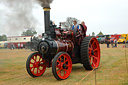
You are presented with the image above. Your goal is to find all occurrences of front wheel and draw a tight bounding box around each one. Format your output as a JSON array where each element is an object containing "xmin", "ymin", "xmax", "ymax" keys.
[
  {"xmin": 26, "ymin": 52, "xmax": 46, "ymax": 77},
  {"xmin": 52, "ymin": 52, "xmax": 72, "ymax": 80}
]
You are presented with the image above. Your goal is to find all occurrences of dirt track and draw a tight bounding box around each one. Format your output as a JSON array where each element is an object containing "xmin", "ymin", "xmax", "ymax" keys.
[{"xmin": 0, "ymin": 44, "xmax": 128, "ymax": 85}]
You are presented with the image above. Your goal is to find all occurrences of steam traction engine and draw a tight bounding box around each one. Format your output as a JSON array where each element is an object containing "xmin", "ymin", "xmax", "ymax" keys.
[{"xmin": 26, "ymin": 7, "xmax": 100, "ymax": 80}]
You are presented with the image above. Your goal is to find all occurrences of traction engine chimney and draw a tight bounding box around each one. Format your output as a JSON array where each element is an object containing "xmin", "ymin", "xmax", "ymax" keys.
[{"xmin": 43, "ymin": 7, "xmax": 51, "ymax": 35}]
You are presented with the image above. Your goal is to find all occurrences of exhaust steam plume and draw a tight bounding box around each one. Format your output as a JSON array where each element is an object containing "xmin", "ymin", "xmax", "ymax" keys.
[
  {"xmin": 37, "ymin": 0, "xmax": 53, "ymax": 7},
  {"xmin": 0, "ymin": 0, "xmax": 54, "ymax": 36},
  {"xmin": 0, "ymin": 0, "xmax": 42, "ymax": 36}
]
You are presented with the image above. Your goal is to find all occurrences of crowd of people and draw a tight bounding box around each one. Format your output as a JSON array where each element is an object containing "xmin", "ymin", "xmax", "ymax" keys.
[
  {"xmin": 106, "ymin": 38, "xmax": 117, "ymax": 48},
  {"xmin": 10, "ymin": 43, "xmax": 24, "ymax": 50}
]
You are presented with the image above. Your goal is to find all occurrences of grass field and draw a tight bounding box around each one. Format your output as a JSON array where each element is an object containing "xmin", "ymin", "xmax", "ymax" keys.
[{"xmin": 0, "ymin": 44, "xmax": 128, "ymax": 85}]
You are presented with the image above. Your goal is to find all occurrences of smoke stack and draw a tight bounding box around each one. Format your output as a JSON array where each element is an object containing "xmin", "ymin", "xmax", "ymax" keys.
[{"xmin": 43, "ymin": 7, "xmax": 51, "ymax": 34}]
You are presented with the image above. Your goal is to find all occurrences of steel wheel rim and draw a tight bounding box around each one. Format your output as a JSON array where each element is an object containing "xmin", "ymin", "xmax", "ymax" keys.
[
  {"xmin": 56, "ymin": 53, "xmax": 72, "ymax": 79},
  {"xmin": 88, "ymin": 37, "xmax": 100, "ymax": 68},
  {"xmin": 29, "ymin": 53, "xmax": 46, "ymax": 76}
]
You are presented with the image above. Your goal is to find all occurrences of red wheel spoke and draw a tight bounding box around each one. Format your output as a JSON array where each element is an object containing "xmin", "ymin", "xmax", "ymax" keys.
[
  {"xmin": 57, "ymin": 60, "xmax": 61, "ymax": 64},
  {"xmin": 39, "ymin": 57, "xmax": 41, "ymax": 62},
  {"xmin": 89, "ymin": 56, "xmax": 92, "ymax": 62},
  {"xmin": 64, "ymin": 56, "xmax": 66, "ymax": 61},
  {"xmin": 89, "ymin": 51, "xmax": 91, "ymax": 56},
  {"xmin": 64, "ymin": 70, "xmax": 66, "ymax": 75},
  {"xmin": 89, "ymin": 47, "xmax": 93, "ymax": 55},
  {"xmin": 30, "ymin": 67, "xmax": 34, "ymax": 70},
  {"xmin": 92, "ymin": 55, "xmax": 98, "ymax": 60},
  {"xmin": 34, "ymin": 56, "xmax": 37, "ymax": 62},
  {"xmin": 57, "ymin": 69, "xmax": 62, "ymax": 76},
  {"xmin": 89, "ymin": 43, "xmax": 92, "ymax": 48},
  {"xmin": 89, "ymin": 55, "xmax": 92, "ymax": 58},
  {"xmin": 62, "ymin": 56, "xmax": 65, "ymax": 62},
  {"xmin": 64, "ymin": 56, "xmax": 68, "ymax": 63},
  {"xmin": 92, "ymin": 62, "xmax": 96, "ymax": 67},
  {"xmin": 38, "ymin": 69, "xmax": 40, "ymax": 73},
  {"xmin": 30, "ymin": 62, "xmax": 34, "ymax": 64},
  {"xmin": 63, "ymin": 69, "xmax": 67, "ymax": 75},
  {"xmin": 37, "ymin": 68, "xmax": 38, "ymax": 74},
  {"xmin": 56, "ymin": 64, "xmax": 61, "ymax": 68},
  {"xmin": 92, "ymin": 41, "xmax": 96, "ymax": 46},
  {"xmin": 65, "ymin": 59, "xmax": 68, "ymax": 63},
  {"xmin": 37, "ymin": 68, "xmax": 40, "ymax": 74},
  {"xmin": 33, "ymin": 68, "xmax": 35, "ymax": 72},
  {"xmin": 66, "ymin": 64, "xmax": 70, "ymax": 67},
  {"xmin": 89, "ymin": 47, "xmax": 92, "ymax": 51},
  {"xmin": 93, "ymin": 48, "xmax": 98, "ymax": 52},
  {"xmin": 90, "ymin": 45, "xmax": 93, "ymax": 50}
]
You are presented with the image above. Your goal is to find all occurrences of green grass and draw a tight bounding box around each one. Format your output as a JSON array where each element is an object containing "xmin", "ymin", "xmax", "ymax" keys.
[{"xmin": 0, "ymin": 45, "xmax": 128, "ymax": 85}]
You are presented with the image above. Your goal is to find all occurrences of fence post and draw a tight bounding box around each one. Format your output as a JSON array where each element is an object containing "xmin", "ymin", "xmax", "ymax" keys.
[
  {"xmin": 95, "ymin": 68, "xmax": 97, "ymax": 85},
  {"xmin": 125, "ymin": 50, "xmax": 128, "ymax": 73}
]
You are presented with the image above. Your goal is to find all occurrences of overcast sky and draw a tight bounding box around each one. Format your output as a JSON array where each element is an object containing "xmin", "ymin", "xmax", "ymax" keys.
[{"xmin": 0, "ymin": 0, "xmax": 128, "ymax": 36}]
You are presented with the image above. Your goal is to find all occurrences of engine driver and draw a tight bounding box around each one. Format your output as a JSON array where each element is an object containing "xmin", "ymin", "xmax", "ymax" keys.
[{"xmin": 72, "ymin": 20, "xmax": 80, "ymax": 30}]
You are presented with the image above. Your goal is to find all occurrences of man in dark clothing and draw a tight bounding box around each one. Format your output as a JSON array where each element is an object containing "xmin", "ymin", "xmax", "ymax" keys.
[
  {"xmin": 114, "ymin": 39, "xmax": 117, "ymax": 47},
  {"xmin": 81, "ymin": 21, "xmax": 87, "ymax": 32},
  {"xmin": 106, "ymin": 37, "xmax": 110, "ymax": 48},
  {"xmin": 111, "ymin": 40, "xmax": 114, "ymax": 48},
  {"xmin": 81, "ymin": 21, "xmax": 87, "ymax": 36}
]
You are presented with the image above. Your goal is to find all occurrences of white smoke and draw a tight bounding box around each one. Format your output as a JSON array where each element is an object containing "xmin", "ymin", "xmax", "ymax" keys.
[
  {"xmin": 37, "ymin": 0, "xmax": 53, "ymax": 7},
  {"xmin": 0, "ymin": 0, "xmax": 44, "ymax": 36},
  {"xmin": 0, "ymin": 0, "xmax": 54, "ymax": 36}
]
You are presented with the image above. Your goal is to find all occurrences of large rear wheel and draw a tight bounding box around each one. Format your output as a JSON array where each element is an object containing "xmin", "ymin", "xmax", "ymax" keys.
[
  {"xmin": 26, "ymin": 52, "xmax": 46, "ymax": 77},
  {"xmin": 81, "ymin": 36, "xmax": 100, "ymax": 70},
  {"xmin": 52, "ymin": 52, "xmax": 72, "ymax": 80}
]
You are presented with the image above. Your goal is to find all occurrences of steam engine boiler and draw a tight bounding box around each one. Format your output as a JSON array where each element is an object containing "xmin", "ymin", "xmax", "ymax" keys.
[{"xmin": 26, "ymin": 7, "xmax": 100, "ymax": 80}]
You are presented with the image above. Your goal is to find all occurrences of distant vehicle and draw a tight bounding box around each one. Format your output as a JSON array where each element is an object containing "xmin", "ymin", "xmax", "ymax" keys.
[
  {"xmin": 110, "ymin": 37, "xmax": 116, "ymax": 42},
  {"xmin": 117, "ymin": 34, "xmax": 128, "ymax": 44},
  {"xmin": 7, "ymin": 36, "xmax": 32, "ymax": 49},
  {"xmin": 96, "ymin": 35, "xmax": 105, "ymax": 43},
  {"xmin": 100, "ymin": 37, "xmax": 106, "ymax": 44},
  {"xmin": 96, "ymin": 35, "xmax": 111, "ymax": 44},
  {"xmin": 110, "ymin": 34, "xmax": 121, "ymax": 42},
  {"xmin": 0, "ymin": 41, "xmax": 8, "ymax": 48}
]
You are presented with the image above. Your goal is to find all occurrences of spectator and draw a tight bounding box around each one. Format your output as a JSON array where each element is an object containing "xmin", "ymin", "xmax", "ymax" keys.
[
  {"xmin": 111, "ymin": 40, "xmax": 114, "ymax": 48},
  {"xmin": 114, "ymin": 39, "xmax": 117, "ymax": 47},
  {"xmin": 18, "ymin": 43, "xmax": 20, "ymax": 49},
  {"xmin": 81, "ymin": 21, "xmax": 87, "ymax": 36},
  {"xmin": 106, "ymin": 37, "xmax": 110, "ymax": 48},
  {"xmin": 21, "ymin": 43, "xmax": 23, "ymax": 49},
  {"xmin": 10, "ymin": 43, "xmax": 14, "ymax": 50}
]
